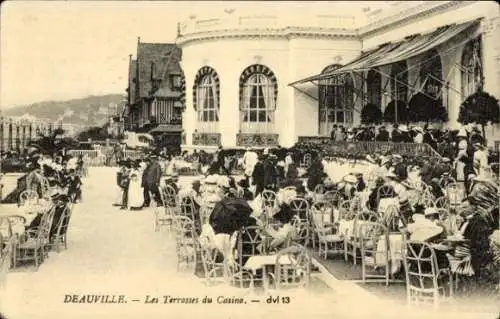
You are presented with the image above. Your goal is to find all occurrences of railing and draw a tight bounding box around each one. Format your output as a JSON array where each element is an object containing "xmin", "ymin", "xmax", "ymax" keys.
[
  {"xmin": 236, "ymin": 133, "xmax": 279, "ymax": 147},
  {"xmin": 67, "ymin": 149, "xmax": 144, "ymax": 166},
  {"xmin": 192, "ymin": 133, "xmax": 221, "ymax": 146},
  {"xmin": 296, "ymin": 137, "xmax": 442, "ymax": 159}
]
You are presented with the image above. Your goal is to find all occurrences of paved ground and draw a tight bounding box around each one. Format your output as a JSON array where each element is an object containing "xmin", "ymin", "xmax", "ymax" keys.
[{"xmin": 0, "ymin": 167, "xmax": 495, "ymax": 319}]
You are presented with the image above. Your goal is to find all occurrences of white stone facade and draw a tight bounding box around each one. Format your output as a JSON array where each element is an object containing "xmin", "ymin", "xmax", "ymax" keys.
[{"xmin": 177, "ymin": 1, "xmax": 500, "ymax": 148}]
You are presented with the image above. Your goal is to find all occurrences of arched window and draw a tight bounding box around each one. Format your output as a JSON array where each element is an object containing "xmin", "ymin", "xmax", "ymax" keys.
[
  {"xmin": 239, "ymin": 64, "xmax": 278, "ymax": 134},
  {"xmin": 366, "ymin": 69, "xmax": 381, "ymax": 106},
  {"xmin": 390, "ymin": 61, "xmax": 408, "ymax": 103},
  {"xmin": 318, "ymin": 64, "xmax": 354, "ymax": 135},
  {"xmin": 193, "ymin": 67, "xmax": 220, "ymax": 132},
  {"xmin": 419, "ymin": 49, "xmax": 442, "ymax": 99},
  {"xmin": 461, "ymin": 36, "xmax": 483, "ymax": 99}
]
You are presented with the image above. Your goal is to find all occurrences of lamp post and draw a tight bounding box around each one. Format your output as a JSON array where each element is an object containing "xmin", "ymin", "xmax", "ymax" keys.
[{"xmin": 395, "ymin": 84, "xmax": 398, "ymax": 123}]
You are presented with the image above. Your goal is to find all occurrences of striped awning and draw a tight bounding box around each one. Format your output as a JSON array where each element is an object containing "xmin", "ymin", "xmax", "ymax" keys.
[{"xmin": 289, "ymin": 19, "xmax": 481, "ymax": 86}]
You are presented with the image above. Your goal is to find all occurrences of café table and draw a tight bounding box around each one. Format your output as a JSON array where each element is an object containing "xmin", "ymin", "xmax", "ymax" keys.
[
  {"xmin": 0, "ymin": 204, "xmax": 46, "ymax": 237},
  {"xmin": 243, "ymin": 254, "xmax": 295, "ymax": 291}
]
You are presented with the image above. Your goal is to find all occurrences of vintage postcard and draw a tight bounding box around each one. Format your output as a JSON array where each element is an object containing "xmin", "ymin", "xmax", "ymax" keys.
[{"xmin": 0, "ymin": 1, "xmax": 499, "ymax": 319}]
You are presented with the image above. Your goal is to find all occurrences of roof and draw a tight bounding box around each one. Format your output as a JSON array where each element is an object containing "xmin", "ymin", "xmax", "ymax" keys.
[
  {"xmin": 136, "ymin": 42, "xmax": 183, "ymax": 99},
  {"xmin": 128, "ymin": 59, "xmax": 137, "ymax": 103}
]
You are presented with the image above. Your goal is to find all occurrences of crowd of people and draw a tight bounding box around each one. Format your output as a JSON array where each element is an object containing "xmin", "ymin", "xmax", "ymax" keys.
[{"xmin": 22, "ymin": 152, "xmax": 85, "ymax": 204}]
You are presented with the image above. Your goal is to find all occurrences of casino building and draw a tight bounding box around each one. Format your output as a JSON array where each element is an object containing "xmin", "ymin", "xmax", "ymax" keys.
[{"xmin": 172, "ymin": 1, "xmax": 500, "ymax": 149}]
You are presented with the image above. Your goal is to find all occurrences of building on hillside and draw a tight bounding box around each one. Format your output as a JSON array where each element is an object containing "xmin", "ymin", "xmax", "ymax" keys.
[
  {"xmin": 124, "ymin": 39, "xmax": 186, "ymax": 152},
  {"xmin": 176, "ymin": 1, "xmax": 500, "ymax": 149},
  {"xmin": 0, "ymin": 115, "xmax": 58, "ymax": 153}
]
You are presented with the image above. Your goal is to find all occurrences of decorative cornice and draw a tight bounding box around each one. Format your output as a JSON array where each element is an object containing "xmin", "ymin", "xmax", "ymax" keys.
[
  {"xmin": 358, "ymin": 1, "xmax": 475, "ymax": 38},
  {"xmin": 176, "ymin": 1, "xmax": 480, "ymax": 46},
  {"xmin": 176, "ymin": 27, "xmax": 357, "ymax": 46}
]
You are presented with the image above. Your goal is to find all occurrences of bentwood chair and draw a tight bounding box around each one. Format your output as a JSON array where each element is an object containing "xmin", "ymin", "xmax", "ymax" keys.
[
  {"xmin": 267, "ymin": 245, "xmax": 311, "ymax": 291},
  {"xmin": 310, "ymin": 202, "xmax": 344, "ymax": 259},
  {"xmin": 18, "ymin": 190, "xmax": 39, "ymax": 208},
  {"xmin": 301, "ymin": 154, "xmax": 312, "ymax": 168},
  {"xmin": 0, "ymin": 217, "xmax": 14, "ymax": 286},
  {"xmin": 155, "ymin": 186, "xmax": 176, "ymax": 232},
  {"xmin": 359, "ymin": 222, "xmax": 390, "ymax": 286},
  {"xmin": 172, "ymin": 216, "xmax": 197, "ymax": 272},
  {"xmin": 403, "ymin": 240, "xmax": 454, "ymax": 311},
  {"xmin": 50, "ymin": 203, "xmax": 73, "ymax": 252},
  {"xmin": 377, "ymin": 185, "xmax": 395, "ymax": 204},
  {"xmin": 261, "ymin": 190, "xmax": 277, "ymax": 224},
  {"xmin": 15, "ymin": 205, "xmax": 56, "ymax": 269},
  {"xmin": 344, "ymin": 211, "xmax": 379, "ymax": 265}
]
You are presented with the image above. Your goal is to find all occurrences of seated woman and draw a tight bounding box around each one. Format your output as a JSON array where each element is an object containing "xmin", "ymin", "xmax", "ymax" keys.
[
  {"xmin": 237, "ymin": 179, "xmax": 254, "ymax": 201},
  {"xmin": 265, "ymin": 203, "xmax": 296, "ymax": 251},
  {"xmin": 428, "ymin": 178, "xmax": 445, "ymax": 199},
  {"xmin": 355, "ymin": 173, "xmax": 366, "ymax": 192},
  {"xmin": 367, "ymin": 177, "xmax": 394, "ymax": 211}
]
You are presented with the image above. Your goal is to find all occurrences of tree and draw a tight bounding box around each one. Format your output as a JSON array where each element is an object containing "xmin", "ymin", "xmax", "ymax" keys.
[
  {"xmin": 361, "ymin": 103, "xmax": 383, "ymax": 124},
  {"xmin": 408, "ymin": 93, "xmax": 448, "ymax": 123},
  {"xmin": 28, "ymin": 128, "xmax": 79, "ymax": 155},
  {"xmin": 76, "ymin": 125, "xmax": 111, "ymax": 141},
  {"xmin": 383, "ymin": 100, "xmax": 409, "ymax": 123},
  {"xmin": 458, "ymin": 91, "xmax": 500, "ymax": 135}
]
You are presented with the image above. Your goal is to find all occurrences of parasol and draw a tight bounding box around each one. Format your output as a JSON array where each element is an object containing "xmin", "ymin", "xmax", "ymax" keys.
[{"xmin": 209, "ymin": 198, "xmax": 254, "ymax": 234}]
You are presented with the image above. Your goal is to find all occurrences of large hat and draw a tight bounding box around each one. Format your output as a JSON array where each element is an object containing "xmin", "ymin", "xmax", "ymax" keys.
[
  {"xmin": 457, "ymin": 128, "xmax": 468, "ymax": 137},
  {"xmin": 343, "ymin": 174, "xmax": 357, "ymax": 184},
  {"xmin": 392, "ymin": 154, "xmax": 403, "ymax": 161},
  {"xmin": 205, "ymin": 175, "xmax": 218, "ymax": 185},
  {"xmin": 399, "ymin": 125, "xmax": 409, "ymax": 132},
  {"xmin": 413, "ymin": 127, "xmax": 424, "ymax": 134},
  {"xmin": 410, "ymin": 226, "xmax": 443, "ymax": 242},
  {"xmin": 424, "ymin": 207, "xmax": 439, "ymax": 217},
  {"xmin": 385, "ymin": 171, "xmax": 398, "ymax": 179},
  {"xmin": 217, "ymin": 176, "xmax": 230, "ymax": 188}
]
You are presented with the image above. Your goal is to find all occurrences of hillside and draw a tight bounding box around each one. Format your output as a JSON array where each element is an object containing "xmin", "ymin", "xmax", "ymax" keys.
[{"xmin": 1, "ymin": 94, "xmax": 125, "ymax": 127}]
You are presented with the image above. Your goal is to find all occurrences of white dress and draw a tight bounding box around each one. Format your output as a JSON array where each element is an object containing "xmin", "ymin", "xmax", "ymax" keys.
[{"xmin": 127, "ymin": 169, "xmax": 144, "ymax": 208}]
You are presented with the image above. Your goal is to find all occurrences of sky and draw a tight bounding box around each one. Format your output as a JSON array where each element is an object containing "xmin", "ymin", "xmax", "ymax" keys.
[{"xmin": 0, "ymin": 1, "xmax": 388, "ymax": 109}]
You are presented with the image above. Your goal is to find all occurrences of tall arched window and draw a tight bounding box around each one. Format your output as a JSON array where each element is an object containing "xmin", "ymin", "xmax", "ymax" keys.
[
  {"xmin": 239, "ymin": 64, "xmax": 278, "ymax": 134},
  {"xmin": 193, "ymin": 66, "xmax": 220, "ymax": 132},
  {"xmin": 419, "ymin": 49, "xmax": 443, "ymax": 99},
  {"xmin": 390, "ymin": 61, "xmax": 408, "ymax": 103},
  {"xmin": 461, "ymin": 36, "xmax": 483, "ymax": 99},
  {"xmin": 318, "ymin": 64, "xmax": 354, "ymax": 135},
  {"xmin": 366, "ymin": 69, "xmax": 381, "ymax": 106}
]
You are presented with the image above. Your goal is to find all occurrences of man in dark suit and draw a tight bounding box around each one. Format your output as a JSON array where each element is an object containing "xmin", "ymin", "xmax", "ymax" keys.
[
  {"xmin": 423, "ymin": 125, "xmax": 438, "ymax": 150},
  {"xmin": 392, "ymin": 154, "xmax": 408, "ymax": 181},
  {"xmin": 375, "ymin": 126, "xmax": 390, "ymax": 141},
  {"xmin": 252, "ymin": 154, "xmax": 266, "ymax": 196},
  {"xmin": 391, "ymin": 124, "xmax": 404, "ymax": 143},
  {"xmin": 141, "ymin": 155, "xmax": 163, "ymax": 208}
]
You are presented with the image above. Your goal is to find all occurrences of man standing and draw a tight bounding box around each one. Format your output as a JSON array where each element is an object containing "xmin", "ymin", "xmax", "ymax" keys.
[
  {"xmin": 141, "ymin": 155, "xmax": 163, "ymax": 208},
  {"xmin": 252, "ymin": 154, "xmax": 266, "ymax": 197},
  {"xmin": 375, "ymin": 126, "xmax": 390, "ymax": 141},
  {"xmin": 243, "ymin": 147, "xmax": 258, "ymax": 185},
  {"xmin": 118, "ymin": 160, "xmax": 131, "ymax": 210}
]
